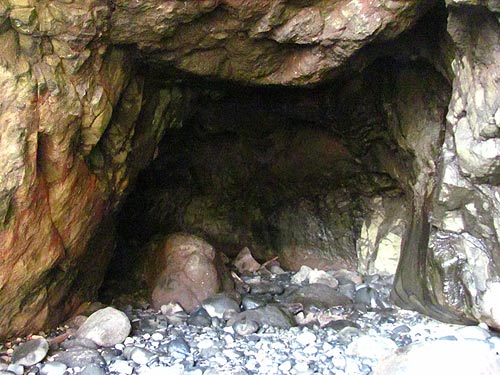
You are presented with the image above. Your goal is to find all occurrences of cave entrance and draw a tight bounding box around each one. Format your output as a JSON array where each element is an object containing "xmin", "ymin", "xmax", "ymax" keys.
[{"xmin": 99, "ymin": 8, "xmax": 452, "ymax": 304}]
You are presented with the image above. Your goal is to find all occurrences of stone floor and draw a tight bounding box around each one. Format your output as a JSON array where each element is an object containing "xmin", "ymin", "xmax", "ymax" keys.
[{"xmin": 2, "ymin": 265, "xmax": 500, "ymax": 375}]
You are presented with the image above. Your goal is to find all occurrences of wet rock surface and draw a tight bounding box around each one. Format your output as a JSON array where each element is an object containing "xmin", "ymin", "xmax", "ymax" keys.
[{"xmin": 3, "ymin": 266, "xmax": 500, "ymax": 375}]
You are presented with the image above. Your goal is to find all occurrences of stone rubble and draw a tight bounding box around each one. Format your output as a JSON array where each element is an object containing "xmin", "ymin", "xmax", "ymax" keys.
[{"xmin": 2, "ymin": 265, "xmax": 500, "ymax": 375}]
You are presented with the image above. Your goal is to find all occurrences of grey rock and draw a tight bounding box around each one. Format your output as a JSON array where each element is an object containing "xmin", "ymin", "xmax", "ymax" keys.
[
  {"xmin": 454, "ymin": 325, "xmax": 491, "ymax": 340},
  {"xmin": 12, "ymin": 338, "xmax": 49, "ymax": 366},
  {"xmin": 6, "ymin": 365, "xmax": 22, "ymax": 375},
  {"xmin": 241, "ymin": 295, "xmax": 270, "ymax": 310},
  {"xmin": 202, "ymin": 294, "xmax": 241, "ymax": 319},
  {"xmin": 167, "ymin": 337, "xmax": 191, "ymax": 357},
  {"xmin": 249, "ymin": 282, "xmax": 284, "ymax": 295},
  {"xmin": 76, "ymin": 307, "xmax": 131, "ymax": 347},
  {"xmin": 52, "ymin": 347, "xmax": 106, "ymax": 368},
  {"xmin": 280, "ymin": 284, "xmax": 352, "ymax": 311},
  {"xmin": 40, "ymin": 361, "xmax": 67, "ymax": 375},
  {"xmin": 228, "ymin": 304, "xmax": 295, "ymax": 329},
  {"xmin": 80, "ymin": 364, "xmax": 107, "ymax": 375},
  {"xmin": 108, "ymin": 359, "xmax": 133, "ymax": 375},
  {"xmin": 128, "ymin": 347, "xmax": 156, "ymax": 365},
  {"xmin": 187, "ymin": 307, "xmax": 212, "ymax": 327},
  {"xmin": 323, "ymin": 319, "xmax": 360, "ymax": 330},
  {"xmin": 60, "ymin": 337, "xmax": 98, "ymax": 350},
  {"xmin": 233, "ymin": 319, "xmax": 259, "ymax": 336}
]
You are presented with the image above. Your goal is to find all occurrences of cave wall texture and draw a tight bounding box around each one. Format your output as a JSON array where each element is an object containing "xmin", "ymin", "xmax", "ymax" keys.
[{"xmin": 0, "ymin": 0, "xmax": 499, "ymax": 338}]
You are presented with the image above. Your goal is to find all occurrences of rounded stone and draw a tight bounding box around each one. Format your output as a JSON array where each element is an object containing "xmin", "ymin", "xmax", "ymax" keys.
[
  {"xmin": 76, "ymin": 307, "xmax": 131, "ymax": 347},
  {"xmin": 11, "ymin": 338, "xmax": 49, "ymax": 366},
  {"xmin": 40, "ymin": 361, "xmax": 67, "ymax": 375},
  {"xmin": 233, "ymin": 319, "xmax": 259, "ymax": 336}
]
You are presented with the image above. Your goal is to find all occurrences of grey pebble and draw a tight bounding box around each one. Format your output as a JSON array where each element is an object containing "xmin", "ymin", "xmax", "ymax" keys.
[
  {"xmin": 60, "ymin": 337, "xmax": 98, "ymax": 350},
  {"xmin": 233, "ymin": 319, "xmax": 259, "ymax": 336},
  {"xmin": 187, "ymin": 307, "xmax": 212, "ymax": 327},
  {"xmin": 129, "ymin": 347, "xmax": 156, "ymax": 365},
  {"xmin": 168, "ymin": 337, "xmax": 191, "ymax": 357},
  {"xmin": 6, "ymin": 364, "xmax": 23, "ymax": 375},
  {"xmin": 80, "ymin": 364, "xmax": 107, "ymax": 375},
  {"xmin": 76, "ymin": 307, "xmax": 131, "ymax": 347},
  {"xmin": 52, "ymin": 347, "xmax": 105, "ymax": 368},
  {"xmin": 12, "ymin": 338, "xmax": 49, "ymax": 366}
]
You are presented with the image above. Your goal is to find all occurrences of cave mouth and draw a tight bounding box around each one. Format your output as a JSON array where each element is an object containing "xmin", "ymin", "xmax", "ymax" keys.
[
  {"xmin": 99, "ymin": 44, "xmax": 452, "ymax": 303},
  {"xmin": 95, "ymin": 5, "xmax": 453, "ymax": 307}
]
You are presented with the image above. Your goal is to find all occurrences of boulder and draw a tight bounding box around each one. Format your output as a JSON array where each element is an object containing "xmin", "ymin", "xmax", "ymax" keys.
[
  {"xmin": 75, "ymin": 307, "xmax": 131, "ymax": 347},
  {"xmin": 145, "ymin": 233, "xmax": 226, "ymax": 311}
]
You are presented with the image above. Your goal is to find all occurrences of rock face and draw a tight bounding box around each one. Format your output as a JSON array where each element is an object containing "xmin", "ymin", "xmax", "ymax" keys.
[
  {"xmin": 0, "ymin": 0, "xmax": 499, "ymax": 338},
  {"xmin": 392, "ymin": 2, "xmax": 500, "ymax": 328}
]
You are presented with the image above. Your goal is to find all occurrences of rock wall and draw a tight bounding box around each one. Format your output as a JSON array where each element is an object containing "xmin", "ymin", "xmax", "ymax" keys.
[
  {"xmin": 393, "ymin": 2, "xmax": 500, "ymax": 328},
  {"xmin": 0, "ymin": 0, "xmax": 189, "ymax": 337},
  {"xmin": 0, "ymin": 0, "xmax": 499, "ymax": 338}
]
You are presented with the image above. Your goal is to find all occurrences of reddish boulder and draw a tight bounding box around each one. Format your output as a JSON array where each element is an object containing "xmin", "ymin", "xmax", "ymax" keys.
[{"xmin": 146, "ymin": 233, "xmax": 226, "ymax": 311}]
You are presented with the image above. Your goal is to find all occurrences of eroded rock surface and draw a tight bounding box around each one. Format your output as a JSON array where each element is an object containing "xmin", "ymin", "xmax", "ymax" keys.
[
  {"xmin": 0, "ymin": 0, "xmax": 499, "ymax": 339},
  {"xmin": 392, "ymin": 2, "xmax": 500, "ymax": 328}
]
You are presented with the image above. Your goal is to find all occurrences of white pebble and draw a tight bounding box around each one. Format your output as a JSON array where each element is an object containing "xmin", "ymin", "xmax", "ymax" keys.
[
  {"xmin": 303, "ymin": 345, "xmax": 318, "ymax": 355},
  {"xmin": 109, "ymin": 360, "xmax": 133, "ymax": 375},
  {"xmin": 297, "ymin": 331, "xmax": 317, "ymax": 346},
  {"xmin": 151, "ymin": 332, "xmax": 164, "ymax": 341},
  {"xmin": 197, "ymin": 339, "xmax": 214, "ymax": 350},
  {"xmin": 294, "ymin": 362, "xmax": 309, "ymax": 372},
  {"xmin": 124, "ymin": 337, "xmax": 135, "ymax": 345},
  {"xmin": 279, "ymin": 360, "xmax": 292, "ymax": 372}
]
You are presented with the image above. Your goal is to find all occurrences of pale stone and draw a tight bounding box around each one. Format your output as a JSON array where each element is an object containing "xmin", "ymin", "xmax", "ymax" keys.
[{"xmin": 374, "ymin": 339, "xmax": 500, "ymax": 375}]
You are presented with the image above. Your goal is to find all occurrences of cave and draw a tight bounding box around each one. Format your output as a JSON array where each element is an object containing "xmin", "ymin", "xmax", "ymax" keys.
[
  {"xmin": 0, "ymin": 0, "xmax": 499, "ymax": 341},
  {"xmin": 99, "ymin": 7, "xmax": 451, "ymax": 307}
]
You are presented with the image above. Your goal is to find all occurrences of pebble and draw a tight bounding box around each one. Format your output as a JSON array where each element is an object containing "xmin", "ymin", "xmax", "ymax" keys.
[
  {"xmin": 233, "ymin": 319, "xmax": 259, "ymax": 335},
  {"xmin": 296, "ymin": 331, "xmax": 317, "ymax": 346},
  {"xmin": 6, "ymin": 364, "xmax": 23, "ymax": 375},
  {"xmin": 40, "ymin": 361, "xmax": 67, "ymax": 375},
  {"xmin": 128, "ymin": 347, "xmax": 155, "ymax": 365},
  {"xmin": 76, "ymin": 307, "xmax": 131, "ymax": 347},
  {"xmin": 11, "ymin": 338, "xmax": 49, "ymax": 366},
  {"xmin": 10, "ymin": 267, "xmax": 500, "ymax": 375},
  {"xmin": 52, "ymin": 347, "xmax": 105, "ymax": 368},
  {"xmin": 108, "ymin": 359, "xmax": 134, "ymax": 375},
  {"xmin": 80, "ymin": 364, "xmax": 106, "ymax": 375},
  {"xmin": 168, "ymin": 337, "xmax": 191, "ymax": 357},
  {"xmin": 151, "ymin": 332, "xmax": 164, "ymax": 341}
]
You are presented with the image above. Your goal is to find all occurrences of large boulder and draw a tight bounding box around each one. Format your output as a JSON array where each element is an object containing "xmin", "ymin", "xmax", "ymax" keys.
[{"xmin": 144, "ymin": 233, "xmax": 228, "ymax": 311}]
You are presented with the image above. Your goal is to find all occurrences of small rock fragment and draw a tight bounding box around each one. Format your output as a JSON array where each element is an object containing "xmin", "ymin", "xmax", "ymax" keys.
[{"xmin": 233, "ymin": 247, "xmax": 261, "ymax": 273}]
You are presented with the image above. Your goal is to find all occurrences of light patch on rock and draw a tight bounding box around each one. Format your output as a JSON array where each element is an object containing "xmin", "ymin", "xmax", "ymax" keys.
[
  {"xmin": 480, "ymin": 281, "xmax": 500, "ymax": 329},
  {"xmin": 441, "ymin": 210, "xmax": 465, "ymax": 233},
  {"xmin": 373, "ymin": 232, "xmax": 402, "ymax": 275},
  {"xmin": 346, "ymin": 336, "xmax": 397, "ymax": 360}
]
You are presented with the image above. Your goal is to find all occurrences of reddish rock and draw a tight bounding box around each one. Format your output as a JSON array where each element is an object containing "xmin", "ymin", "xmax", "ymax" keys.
[{"xmin": 146, "ymin": 233, "xmax": 225, "ymax": 311}]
